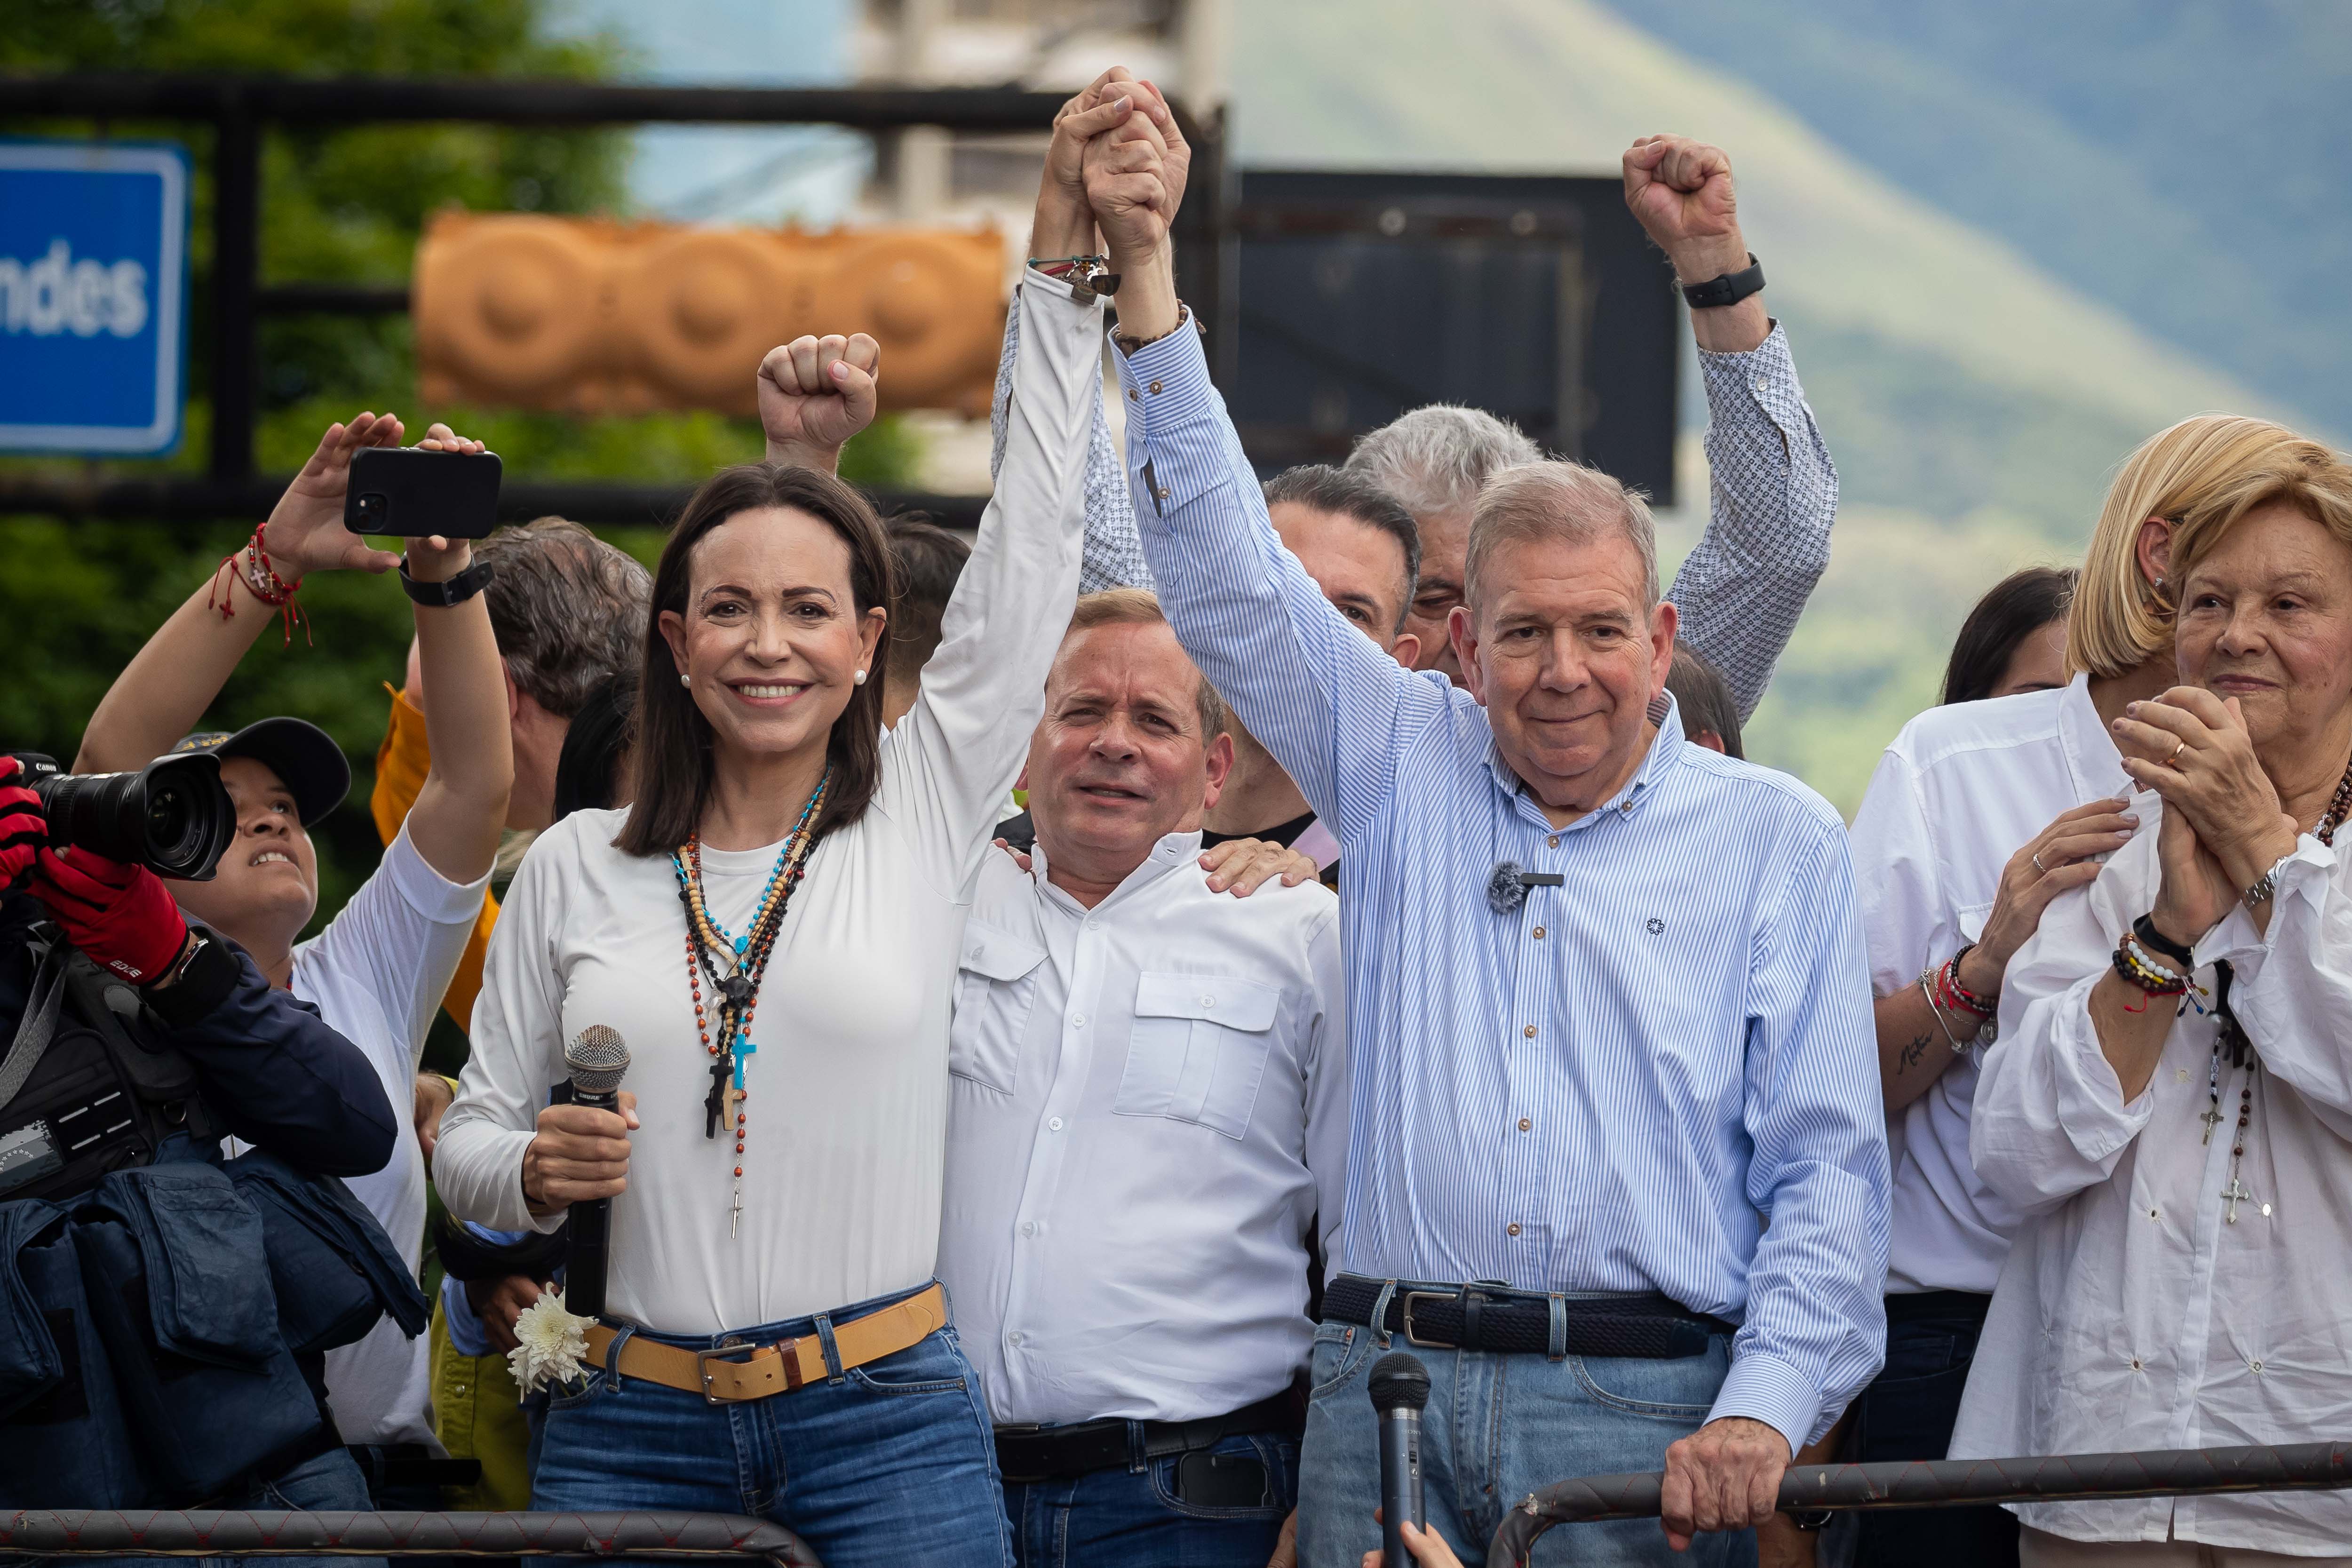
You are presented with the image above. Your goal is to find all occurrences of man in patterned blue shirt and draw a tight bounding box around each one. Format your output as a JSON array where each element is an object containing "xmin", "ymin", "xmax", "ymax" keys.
[{"xmin": 1081, "ymin": 104, "xmax": 1888, "ymax": 1568}]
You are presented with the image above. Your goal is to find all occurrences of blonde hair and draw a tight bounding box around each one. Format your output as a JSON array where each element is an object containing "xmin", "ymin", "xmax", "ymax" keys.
[
  {"xmin": 1465, "ymin": 461, "xmax": 1658, "ymax": 611},
  {"xmin": 2070, "ymin": 415, "xmax": 2348, "ymax": 679},
  {"xmin": 1058, "ymin": 588, "xmax": 1229, "ymax": 739}
]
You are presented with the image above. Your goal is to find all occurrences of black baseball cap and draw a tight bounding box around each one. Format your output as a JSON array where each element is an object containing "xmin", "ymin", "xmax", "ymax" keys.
[{"xmin": 170, "ymin": 717, "xmax": 351, "ymax": 827}]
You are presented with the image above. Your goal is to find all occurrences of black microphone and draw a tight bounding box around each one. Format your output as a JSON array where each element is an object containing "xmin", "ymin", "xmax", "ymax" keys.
[
  {"xmin": 1369, "ymin": 1351, "xmax": 1429, "ymax": 1566},
  {"xmin": 560, "ymin": 1024, "xmax": 629, "ymax": 1320}
]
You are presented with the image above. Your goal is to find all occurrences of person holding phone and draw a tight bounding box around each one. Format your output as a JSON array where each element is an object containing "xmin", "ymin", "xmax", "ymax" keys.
[{"xmin": 72, "ymin": 414, "xmax": 512, "ymax": 1488}]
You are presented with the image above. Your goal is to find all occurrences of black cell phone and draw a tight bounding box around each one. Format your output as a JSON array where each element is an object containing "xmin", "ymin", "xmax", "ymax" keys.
[
  {"xmin": 1173, "ymin": 1449, "xmax": 1271, "ymax": 1509},
  {"xmin": 342, "ymin": 446, "xmax": 503, "ymax": 539}
]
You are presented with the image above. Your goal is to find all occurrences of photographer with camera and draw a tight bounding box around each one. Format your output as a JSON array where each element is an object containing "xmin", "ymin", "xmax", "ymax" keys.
[
  {"xmin": 71, "ymin": 412, "xmax": 514, "ymax": 1492},
  {"xmin": 0, "ymin": 755, "xmax": 409, "ymax": 1541}
]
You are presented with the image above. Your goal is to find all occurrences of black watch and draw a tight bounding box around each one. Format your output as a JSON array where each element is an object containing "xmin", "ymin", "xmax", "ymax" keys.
[
  {"xmin": 1680, "ymin": 253, "xmax": 1765, "ymax": 310},
  {"xmin": 399, "ymin": 552, "xmax": 494, "ymax": 608}
]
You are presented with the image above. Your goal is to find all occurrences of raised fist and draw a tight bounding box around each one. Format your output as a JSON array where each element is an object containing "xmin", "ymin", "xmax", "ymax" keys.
[
  {"xmin": 1622, "ymin": 134, "xmax": 1745, "ymax": 281},
  {"xmin": 759, "ymin": 333, "xmax": 882, "ymax": 471}
]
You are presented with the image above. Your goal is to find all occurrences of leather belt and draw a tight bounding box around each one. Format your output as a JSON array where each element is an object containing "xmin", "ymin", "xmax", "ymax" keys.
[
  {"xmin": 993, "ymin": 1389, "xmax": 1303, "ymax": 1483},
  {"xmin": 1324, "ymin": 1274, "xmax": 1735, "ymax": 1361},
  {"xmin": 584, "ymin": 1283, "xmax": 946, "ymax": 1404}
]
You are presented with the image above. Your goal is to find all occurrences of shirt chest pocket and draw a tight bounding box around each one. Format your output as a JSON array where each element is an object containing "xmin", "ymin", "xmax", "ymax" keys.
[
  {"xmin": 1113, "ymin": 972, "xmax": 1285, "ymax": 1140},
  {"xmin": 950, "ymin": 925, "xmax": 1049, "ymax": 1095}
]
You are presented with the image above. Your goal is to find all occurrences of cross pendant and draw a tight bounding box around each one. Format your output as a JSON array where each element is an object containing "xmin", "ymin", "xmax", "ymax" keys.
[
  {"xmin": 730, "ymin": 1184, "xmax": 742, "ymax": 1240},
  {"xmin": 2201, "ymin": 1106, "xmax": 2225, "ymax": 1145},
  {"xmin": 2221, "ymin": 1177, "xmax": 2253, "ymax": 1224},
  {"xmin": 721, "ymin": 1082, "xmax": 743, "ymax": 1134},
  {"xmin": 704, "ymin": 1054, "xmax": 731, "ymax": 1139}
]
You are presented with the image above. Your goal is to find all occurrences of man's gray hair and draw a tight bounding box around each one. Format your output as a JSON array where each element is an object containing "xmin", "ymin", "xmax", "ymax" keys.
[
  {"xmin": 475, "ymin": 518, "xmax": 654, "ymax": 718},
  {"xmin": 1464, "ymin": 462, "xmax": 1660, "ymax": 611},
  {"xmin": 1343, "ymin": 404, "xmax": 1543, "ymax": 519}
]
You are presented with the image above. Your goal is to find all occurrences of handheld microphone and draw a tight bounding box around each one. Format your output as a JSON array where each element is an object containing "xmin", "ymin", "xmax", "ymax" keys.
[
  {"xmin": 1368, "ymin": 1351, "xmax": 1429, "ymax": 1566},
  {"xmin": 560, "ymin": 1024, "xmax": 630, "ymax": 1320}
]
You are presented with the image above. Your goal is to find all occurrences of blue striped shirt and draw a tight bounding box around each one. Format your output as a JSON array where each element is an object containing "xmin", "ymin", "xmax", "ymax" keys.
[{"xmin": 1112, "ymin": 321, "xmax": 1889, "ymax": 1450}]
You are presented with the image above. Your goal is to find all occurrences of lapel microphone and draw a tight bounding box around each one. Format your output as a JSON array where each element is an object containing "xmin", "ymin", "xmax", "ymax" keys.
[{"xmin": 1486, "ymin": 860, "xmax": 1565, "ymax": 915}]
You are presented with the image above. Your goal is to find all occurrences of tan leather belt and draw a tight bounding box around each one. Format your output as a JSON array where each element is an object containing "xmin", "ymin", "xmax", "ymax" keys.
[{"xmin": 583, "ymin": 1283, "xmax": 946, "ymax": 1404}]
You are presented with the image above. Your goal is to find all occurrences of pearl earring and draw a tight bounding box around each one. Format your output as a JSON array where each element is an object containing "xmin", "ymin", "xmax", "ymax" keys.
[
  {"xmin": 679, "ymin": 673, "xmax": 691, "ymax": 687},
  {"xmin": 854, "ymin": 668, "xmax": 867, "ymax": 685}
]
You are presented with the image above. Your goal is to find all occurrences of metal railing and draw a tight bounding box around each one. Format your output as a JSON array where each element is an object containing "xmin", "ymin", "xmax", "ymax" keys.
[
  {"xmin": 1487, "ymin": 1441, "xmax": 2352, "ymax": 1565},
  {"xmin": 0, "ymin": 1511, "xmax": 819, "ymax": 1564}
]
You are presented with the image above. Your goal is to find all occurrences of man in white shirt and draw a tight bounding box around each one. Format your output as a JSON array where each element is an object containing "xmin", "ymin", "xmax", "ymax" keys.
[{"xmin": 938, "ymin": 588, "xmax": 1347, "ymax": 1568}]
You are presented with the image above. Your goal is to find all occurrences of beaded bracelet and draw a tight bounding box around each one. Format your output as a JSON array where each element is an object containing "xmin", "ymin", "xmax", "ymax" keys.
[
  {"xmin": 1934, "ymin": 945, "xmax": 1995, "ymax": 1019},
  {"xmin": 2111, "ymin": 931, "xmax": 2189, "ymax": 996},
  {"xmin": 206, "ymin": 521, "xmax": 309, "ymax": 646}
]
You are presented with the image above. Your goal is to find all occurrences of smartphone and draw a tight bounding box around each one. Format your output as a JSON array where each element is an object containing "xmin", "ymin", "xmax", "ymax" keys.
[{"xmin": 342, "ymin": 446, "xmax": 504, "ymax": 539}]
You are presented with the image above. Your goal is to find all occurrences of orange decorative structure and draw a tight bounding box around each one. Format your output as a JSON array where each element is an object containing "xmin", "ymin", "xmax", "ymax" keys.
[{"xmin": 413, "ymin": 212, "xmax": 1006, "ymax": 417}]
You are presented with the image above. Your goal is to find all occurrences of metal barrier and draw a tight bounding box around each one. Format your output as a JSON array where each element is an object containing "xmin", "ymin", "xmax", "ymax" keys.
[
  {"xmin": 0, "ymin": 1512, "xmax": 820, "ymax": 1564},
  {"xmin": 1487, "ymin": 1441, "xmax": 2352, "ymax": 1566}
]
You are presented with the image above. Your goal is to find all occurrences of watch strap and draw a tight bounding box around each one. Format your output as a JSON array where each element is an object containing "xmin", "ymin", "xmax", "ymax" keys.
[
  {"xmin": 400, "ymin": 554, "xmax": 495, "ymax": 608},
  {"xmin": 1680, "ymin": 253, "xmax": 1764, "ymax": 310}
]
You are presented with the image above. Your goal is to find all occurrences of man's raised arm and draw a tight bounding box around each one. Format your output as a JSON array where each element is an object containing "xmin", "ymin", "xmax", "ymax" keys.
[
  {"xmin": 1627, "ymin": 134, "xmax": 1838, "ymax": 722},
  {"xmin": 1083, "ymin": 96, "xmax": 1441, "ymax": 844}
]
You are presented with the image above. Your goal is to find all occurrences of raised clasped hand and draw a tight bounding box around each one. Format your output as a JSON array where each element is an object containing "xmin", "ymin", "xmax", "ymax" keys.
[
  {"xmin": 1660, "ymin": 1415, "xmax": 1791, "ymax": 1551},
  {"xmin": 1082, "ymin": 88, "xmax": 1181, "ymax": 266},
  {"xmin": 758, "ymin": 333, "xmax": 882, "ymax": 468},
  {"xmin": 2112, "ymin": 686, "xmax": 2297, "ymax": 936}
]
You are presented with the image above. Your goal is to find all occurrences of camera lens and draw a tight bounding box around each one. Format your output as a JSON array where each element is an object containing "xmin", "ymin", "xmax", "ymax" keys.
[{"xmin": 22, "ymin": 753, "xmax": 237, "ymax": 881}]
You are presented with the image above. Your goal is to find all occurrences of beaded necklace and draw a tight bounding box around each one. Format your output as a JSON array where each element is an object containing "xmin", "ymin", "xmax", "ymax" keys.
[
  {"xmin": 670, "ymin": 768, "xmax": 830, "ymax": 1237},
  {"xmin": 2205, "ymin": 753, "xmax": 2352, "ymax": 1225}
]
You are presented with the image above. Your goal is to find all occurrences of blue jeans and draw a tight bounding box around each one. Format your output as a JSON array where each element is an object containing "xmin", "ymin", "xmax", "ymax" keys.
[
  {"xmin": 1003, "ymin": 1429, "xmax": 1298, "ymax": 1568},
  {"xmin": 1840, "ymin": 1292, "xmax": 2017, "ymax": 1568},
  {"xmin": 531, "ymin": 1283, "xmax": 1010, "ymax": 1568},
  {"xmin": 50, "ymin": 1447, "xmax": 388, "ymax": 1568},
  {"xmin": 1296, "ymin": 1295, "xmax": 1756, "ymax": 1568}
]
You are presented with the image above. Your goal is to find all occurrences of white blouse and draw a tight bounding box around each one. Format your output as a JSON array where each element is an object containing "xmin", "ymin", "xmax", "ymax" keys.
[
  {"xmin": 433, "ymin": 272, "xmax": 1101, "ymax": 1334},
  {"xmin": 1953, "ymin": 810, "xmax": 2352, "ymax": 1553}
]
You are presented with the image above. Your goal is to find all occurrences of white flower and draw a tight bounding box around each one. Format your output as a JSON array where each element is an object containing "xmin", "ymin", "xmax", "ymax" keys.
[{"xmin": 506, "ymin": 1286, "xmax": 593, "ymax": 1394}]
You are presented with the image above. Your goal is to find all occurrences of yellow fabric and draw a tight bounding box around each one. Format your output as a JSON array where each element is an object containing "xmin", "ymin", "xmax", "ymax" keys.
[
  {"xmin": 371, "ymin": 684, "xmax": 497, "ymax": 1031},
  {"xmin": 426, "ymin": 1302, "xmax": 534, "ymax": 1512}
]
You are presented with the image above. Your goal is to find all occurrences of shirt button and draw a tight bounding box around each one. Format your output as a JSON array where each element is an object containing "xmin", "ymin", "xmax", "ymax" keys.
[
  {"xmin": 1009, "ymin": 1330, "xmax": 1025, "ymax": 1345},
  {"xmin": 1156, "ymin": 487, "xmax": 1171, "ymax": 501},
  {"xmin": 1507, "ymin": 1223, "xmax": 1522, "ymax": 1237},
  {"xmin": 2148, "ymin": 1207, "xmax": 2160, "ymax": 1220},
  {"xmin": 1148, "ymin": 379, "xmax": 1164, "ymax": 394},
  {"xmin": 1087, "ymin": 918, "xmax": 1101, "ymax": 930},
  {"xmin": 1547, "ymin": 835, "xmax": 1559, "ymax": 848},
  {"xmin": 1071, "ymin": 1014, "xmax": 1085, "ymax": 1028},
  {"xmin": 1200, "ymin": 995, "xmax": 1215, "ymax": 1007},
  {"xmin": 1518, "ymin": 1117, "xmax": 1532, "ymax": 1132},
  {"xmin": 1532, "ymin": 926, "xmax": 1546, "ymax": 939},
  {"xmin": 1523, "ymin": 1024, "xmax": 1537, "ymax": 1039},
  {"xmin": 2129, "ymin": 1357, "xmax": 2143, "ymax": 1371},
  {"xmin": 2252, "ymin": 1359, "xmax": 2265, "ymax": 1373},
  {"xmin": 1128, "ymin": 388, "xmax": 1139, "ymax": 401},
  {"xmin": 1048, "ymin": 1116, "xmax": 1064, "ymax": 1132},
  {"xmin": 1021, "ymin": 1221, "xmax": 1037, "ymax": 1236}
]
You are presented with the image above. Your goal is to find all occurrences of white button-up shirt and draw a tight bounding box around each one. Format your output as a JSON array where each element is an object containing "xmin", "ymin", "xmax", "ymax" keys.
[
  {"xmin": 1847, "ymin": 673, "xmax": 2128, "ymax": 1293},
  {"xmin": 1954, "ymin": 812, "xmax": 2352, "ymax": 1552},
  {"xmin": 938, "ymin": 829, "xmax": 1347, "ymax": 1427}
]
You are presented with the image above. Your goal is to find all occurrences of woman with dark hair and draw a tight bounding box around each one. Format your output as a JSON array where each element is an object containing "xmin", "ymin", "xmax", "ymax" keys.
[
  {"xmin": 433, "ymin": 90, "xmax": 1143, "ymax": 1566},
  {"xmin": 1941, "ymin": 565, "xmax": 2079, "ymax": 706}
]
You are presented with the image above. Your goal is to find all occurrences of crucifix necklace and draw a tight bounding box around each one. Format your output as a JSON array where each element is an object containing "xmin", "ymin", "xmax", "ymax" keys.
[{"xmin": 671, "ymin": 769, "xmax": 830, "ymax": 1237}]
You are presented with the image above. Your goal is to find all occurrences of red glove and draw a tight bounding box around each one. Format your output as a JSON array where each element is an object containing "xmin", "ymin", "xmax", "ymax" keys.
[
  {"xmin": 0, "ymin": 757, "xmax": 45, "ymax": 894},
  {"xmin": 30, "ymin": 847, "xmax": 191, "ymax": 985}
]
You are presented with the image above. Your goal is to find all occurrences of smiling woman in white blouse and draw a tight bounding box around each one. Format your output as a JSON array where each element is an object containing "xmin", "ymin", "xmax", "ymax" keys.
[
  {"xmin": 1955, "ymin": 458, "xmax": 2352, "ymax": 1565},
  {"xmin": 432, "ymin": 225, "xmax": 1115, "ymax": 1558}
]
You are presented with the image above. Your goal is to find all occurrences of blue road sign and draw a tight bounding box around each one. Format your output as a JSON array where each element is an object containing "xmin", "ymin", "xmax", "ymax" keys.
[{"xmin": 0, "ymin": 139, "xmax": 191, "ymax": 456}]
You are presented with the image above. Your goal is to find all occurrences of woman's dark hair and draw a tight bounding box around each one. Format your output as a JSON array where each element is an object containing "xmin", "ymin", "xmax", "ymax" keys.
[
  {"xmin": 552, "ymin": 669, "xmax": 638, "ymax": 822},
  {"xmin": 1941, "ymin": 566, "xmax": 2079, "ymax": 707},
  {"xmin": 1666, "ymin": 642, "xmax": 1743, "ymax": 759},
  {"xmin": 616, "ymin": 463, "xmax": 893, "ymax": 856}
]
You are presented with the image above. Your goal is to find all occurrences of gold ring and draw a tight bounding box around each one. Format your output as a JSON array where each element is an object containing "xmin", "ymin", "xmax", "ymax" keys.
[{"xmin": 2171, "ymin": 739, "xmax": 2187, "ymax": 766}]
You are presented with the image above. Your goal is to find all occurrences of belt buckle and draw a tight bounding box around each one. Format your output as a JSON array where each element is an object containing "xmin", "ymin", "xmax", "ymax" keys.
[
  {"xmin": 695, "ymin": 1337, "xmax": 795, "ymax": 1405},
  {"xmin": 1399, "ymin": 1290, "xmax": 1451, "ymax": 1348}
]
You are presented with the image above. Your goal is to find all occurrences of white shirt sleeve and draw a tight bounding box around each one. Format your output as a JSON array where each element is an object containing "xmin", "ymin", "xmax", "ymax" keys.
[
  {"xmin": 300, "ymin": 818, "xmax": 490, "ymax": 1065},
  {"xmin": 1848, "ymin": 740, "xmax": 1945, "ymax": 998},
  {"xmin": 435, "ymin": 821, "xmax": 572, "ymax": 1234},
  {"xmin": 2204, "ymin": 834, "xmax": 2352, "ymax": 1138},
  {"xmin": 1972, "ymin": 828, "xmax": 2156, "ymax": 1216},
  {"xmin": 1299, "ymin": 901, "xmax": 1350, "ymax": 1265},
  {"xmin": 880, "ymin": 272, "xmax": 1099, "ymax": 900}
]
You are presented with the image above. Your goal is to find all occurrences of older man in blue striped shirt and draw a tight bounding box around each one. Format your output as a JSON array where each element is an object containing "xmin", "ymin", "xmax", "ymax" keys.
[{"xmin": 1081, "ymin": 112, "xmax": 1889, "ymax": 1566}]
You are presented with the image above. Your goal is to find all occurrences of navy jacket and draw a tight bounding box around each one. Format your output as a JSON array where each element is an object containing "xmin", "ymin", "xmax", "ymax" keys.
[{"xmin": 0, "ymin": 893, "xmax": 397, "ymax": 1178}]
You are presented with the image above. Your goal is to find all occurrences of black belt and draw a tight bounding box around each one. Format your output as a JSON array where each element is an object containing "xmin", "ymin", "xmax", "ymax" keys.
[
  {"xmin": 1325, "ymin": 1275, "xmax": 1735, "ymax": 1360},
  {"xmin": 1884, "ymin": 1289, "xmax": 1991, "ymax": 1325},
  {"xmin": 993, "ymin": 1389, "xmax": 1303, "ymax": 1483},
  {"xmin": 348, "ymin": 1442, "xmax": 485, "ymax": 1491}
]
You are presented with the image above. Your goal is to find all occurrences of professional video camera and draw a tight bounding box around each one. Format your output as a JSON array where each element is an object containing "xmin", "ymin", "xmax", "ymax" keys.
[{"xmin": 4, "ymin": 752, "xmax": 236, "ymax": 880}]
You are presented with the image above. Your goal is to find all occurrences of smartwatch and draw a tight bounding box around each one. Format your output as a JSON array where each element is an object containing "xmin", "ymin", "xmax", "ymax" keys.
[
  {"xmin": 399, "ymin": 553, "xmax": 495, "ymax": 608},
  {"xmin": 1680, "ymin": 254, "xmax": 1765, "ymax": 310}
]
